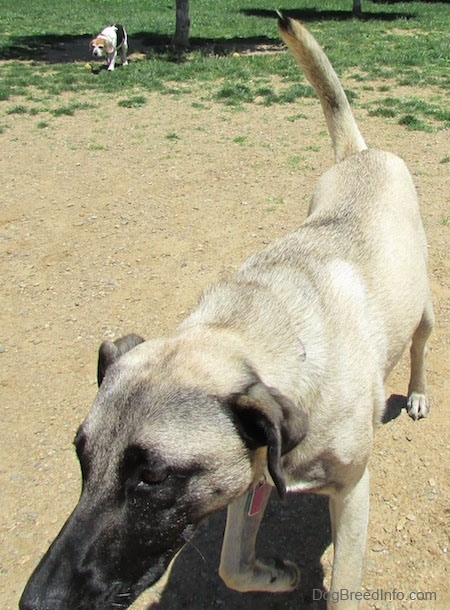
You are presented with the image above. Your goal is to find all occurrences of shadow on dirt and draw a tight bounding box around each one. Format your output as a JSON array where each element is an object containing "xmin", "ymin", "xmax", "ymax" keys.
[
  {"xmin": 151, "ymin": 493, "xmax": 330, "ymax": 609},
  {"xmin": 383, "ymin": 394, "xmax": 407, "ymax": 424}
]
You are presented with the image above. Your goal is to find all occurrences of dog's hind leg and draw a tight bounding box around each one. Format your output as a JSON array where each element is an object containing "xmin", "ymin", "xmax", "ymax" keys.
[
  {"xmin": 121, "ymin": 43, "xmax": 128, "ymax": 66},
  {"xmin": 407, "ymin": 300, "xmax": 434, "ymax": 420},
  {"xmin": 219, "ymin": 483, "xmax": 299, "ymax": 592}
]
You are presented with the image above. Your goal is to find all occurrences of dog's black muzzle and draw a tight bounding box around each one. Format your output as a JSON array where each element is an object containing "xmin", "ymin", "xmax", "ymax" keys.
[{"xmin": 19, "ymin": 491, "xmax": 190, "ymax": 610}]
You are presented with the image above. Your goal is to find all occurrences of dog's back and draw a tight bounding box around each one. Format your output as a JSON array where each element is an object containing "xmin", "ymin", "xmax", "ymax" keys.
[{"xmin": 234, "ymin": 15, "xmax": 434, "ymax": 385}]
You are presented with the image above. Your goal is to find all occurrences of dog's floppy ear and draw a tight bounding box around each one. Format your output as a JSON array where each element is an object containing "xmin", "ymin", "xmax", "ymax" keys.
[
  {"xmin": 97, "ymin": 334, "xmax": 145, "ymax": 386},
  {"xmin": 228, "ymin": 382, "xmax": 308, "ymax": 498}
]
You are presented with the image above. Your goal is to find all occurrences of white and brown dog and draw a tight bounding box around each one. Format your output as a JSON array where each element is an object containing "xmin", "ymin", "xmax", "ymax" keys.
[{"xmin": 90, "ymin": 24, "xmax": 128, "ymax": 71}]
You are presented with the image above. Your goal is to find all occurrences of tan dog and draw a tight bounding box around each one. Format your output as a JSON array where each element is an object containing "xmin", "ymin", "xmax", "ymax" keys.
[{"xmin": 20, "ymin": 15, "xmax": 433, "ymax": 610}]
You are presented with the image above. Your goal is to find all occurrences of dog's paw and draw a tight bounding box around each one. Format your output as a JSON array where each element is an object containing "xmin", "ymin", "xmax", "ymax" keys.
[
  {"xmin": 221, "ymin": 557, "xmax": 299, "ymax": 593},
  {"xmin": 406, "ymin": 391, "xmax": 429, "ymax": 420}
]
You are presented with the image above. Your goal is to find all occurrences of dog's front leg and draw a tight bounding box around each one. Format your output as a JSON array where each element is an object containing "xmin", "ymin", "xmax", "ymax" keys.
[
  {"xmin": 107, "ymin": 51, "xmax": 117, "ymax": 71},
  {"xmin": 219, "ymin": 482, "xmax": 299, "ymax": 593},
  {"xmin": 407, "ymin": 301, "xmax": 434, "ymax": 420},
  {"xmin": 328, "ymin": 468, "xmax": 370, "ymax": 610}
]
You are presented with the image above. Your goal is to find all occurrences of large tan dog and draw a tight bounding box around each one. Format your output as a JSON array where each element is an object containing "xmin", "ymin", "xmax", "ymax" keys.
[{"xmin": 20, "ymin": 15, "xmax": 433, "ymax": 610}]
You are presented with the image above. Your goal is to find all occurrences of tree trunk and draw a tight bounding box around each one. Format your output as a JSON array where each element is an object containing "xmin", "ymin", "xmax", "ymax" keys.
[
  {"xmin": 352, "ymin": 0, "xmax": 362, "ymax": 17},
  {"xmin": 173, "ymin": 0, "xmax": 190, "ymax": 48}
]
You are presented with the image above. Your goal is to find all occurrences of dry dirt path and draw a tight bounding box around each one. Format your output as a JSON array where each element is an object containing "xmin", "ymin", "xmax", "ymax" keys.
[{"xmin": 1, "ymin": 87, "xmax": 449, "ymax": 609}]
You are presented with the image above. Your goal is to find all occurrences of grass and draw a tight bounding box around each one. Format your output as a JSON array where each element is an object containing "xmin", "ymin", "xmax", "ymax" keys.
[
  {"xmin": 367, "ymin": 95, "xmax": 450, "ymax": 131},
  {"xmin": 265, "ymin": 196, "xmax": 285, "ymax": 212},
  {"xmin": 440, "ymin": 197, "xmax": 450, "ymax": 227},
  {"xmin": 117, "ymin": 95, "xmax": 147, "ymax": 108},
  {"xmin": 0, "ymin": 0, "xmax": 449, "ymax": 129}
]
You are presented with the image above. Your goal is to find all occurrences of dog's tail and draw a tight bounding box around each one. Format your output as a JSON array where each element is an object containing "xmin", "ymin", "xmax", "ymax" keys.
[{"xmin": 277, "ymin": 13, "xmax": 366, "ymax": 162}]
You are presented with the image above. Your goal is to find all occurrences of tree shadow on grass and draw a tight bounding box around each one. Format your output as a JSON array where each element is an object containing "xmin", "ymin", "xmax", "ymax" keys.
[
  {"xmin": 0, "ymin": 31, "xmax": 282, "ymax": 64},
  {"xmin": 0, "ymin": 5, "xmax": 416, "ymax": 65},
  {"xmin": 241, "ymin": 7, "xmax": 416, "ymax": 21},
  {"xmin": 0, "ymin": 32, "xmax": 168, "ymax": 63}
]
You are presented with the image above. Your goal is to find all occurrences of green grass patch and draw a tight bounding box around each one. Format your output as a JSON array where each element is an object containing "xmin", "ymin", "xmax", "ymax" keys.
[
  {"xmin": 367, "ymin": 95, "xmax": 449, "ymax": 130},
  {"xmin": 215, "ymin": 81, "xmax": 254, "ymax": 106},
  {"xmin": 265, "ymin": 196, "xmax": 285, "ymax": 211},
  {"xmin": 398, "ymin": 114, "xmax": 429, "ymax": 131},
  {"xmin": 287, "ymin": 113, "xmax": 308, "ymax": 122},
  {"xmin": 440, "ymin": 200, "xmax": 450, "ymax": 227},
  {"xmin": 118, "ymin": 95, "xmax": 147, "ymax": 108},
  {"xmin": 88, "ymin": 143, "xmax": 107, "ymax": 151},
  {"xmin": 0, "ymin": 0, "xmax": 448, "ymax": 129},
  {"xmin": 6, "ymin": 104, "xmax": 28, "ymax": 114}
]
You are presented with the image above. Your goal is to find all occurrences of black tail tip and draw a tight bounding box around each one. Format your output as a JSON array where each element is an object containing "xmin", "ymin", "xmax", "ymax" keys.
[{"xmin": 276, "ymin": 10, "xmax": 292, "ymax": 32}]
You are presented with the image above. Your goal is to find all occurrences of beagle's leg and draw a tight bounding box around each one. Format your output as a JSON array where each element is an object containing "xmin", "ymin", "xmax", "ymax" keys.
[
  {"xmin": 219, "ymin": 483, "xmax": 299, "ymax": 592},
  {"xmin": 121, "ymin": 43, "xmax": 128, "ymax": 66},
  {"xmin": 107, "ymin": 51, "xmax": 117, "ymax": 71},
  {"xmin": 407, "ymin": 300, "xmax": 434, "ymax": 420},
  {"xmin": 328, "ymin": 468, "xmax": 370, "ymax": 610}
]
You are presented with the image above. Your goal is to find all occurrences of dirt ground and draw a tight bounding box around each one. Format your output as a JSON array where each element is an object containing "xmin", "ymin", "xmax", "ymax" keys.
[{"xmin": 1, "ymin": 74, "xmax": 449, "ymax": 610}]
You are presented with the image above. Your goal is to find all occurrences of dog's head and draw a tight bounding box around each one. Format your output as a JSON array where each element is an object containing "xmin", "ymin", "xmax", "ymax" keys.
[
  {"xmin": 90, "ymin": 36, "xmax": 114, "ymax": 58},
  {"xmin": 20, "ymin": 332, "xmax": 308, "ymax": 610}
]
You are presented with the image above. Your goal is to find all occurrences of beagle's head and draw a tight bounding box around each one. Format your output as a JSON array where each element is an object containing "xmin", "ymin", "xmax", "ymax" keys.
[{"xmin": 90, "ymin": 36, "xmax": 114, "ymax": 58}]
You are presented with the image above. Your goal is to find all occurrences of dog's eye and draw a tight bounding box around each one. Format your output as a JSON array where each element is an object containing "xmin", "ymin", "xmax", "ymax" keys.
[
  {"xmin": 136, "ymin": 467, "xmax": 168, "ymax": 490},
  {"xmin": 121, "ymin": 445, "xmax": 171, "ymax": 493}
]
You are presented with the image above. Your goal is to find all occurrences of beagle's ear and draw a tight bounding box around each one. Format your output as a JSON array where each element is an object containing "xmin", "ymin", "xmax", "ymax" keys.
[
  {"xmin": 105, "ymin": 40, "xmax": 115, "ymax": 54},
  {"xmin": 97, "ymin": 334, "xmax": 145, "ymax": 386},
  {"xmin": 227, "ymin": 382, "xmax": 308, "ymax": 498}
]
